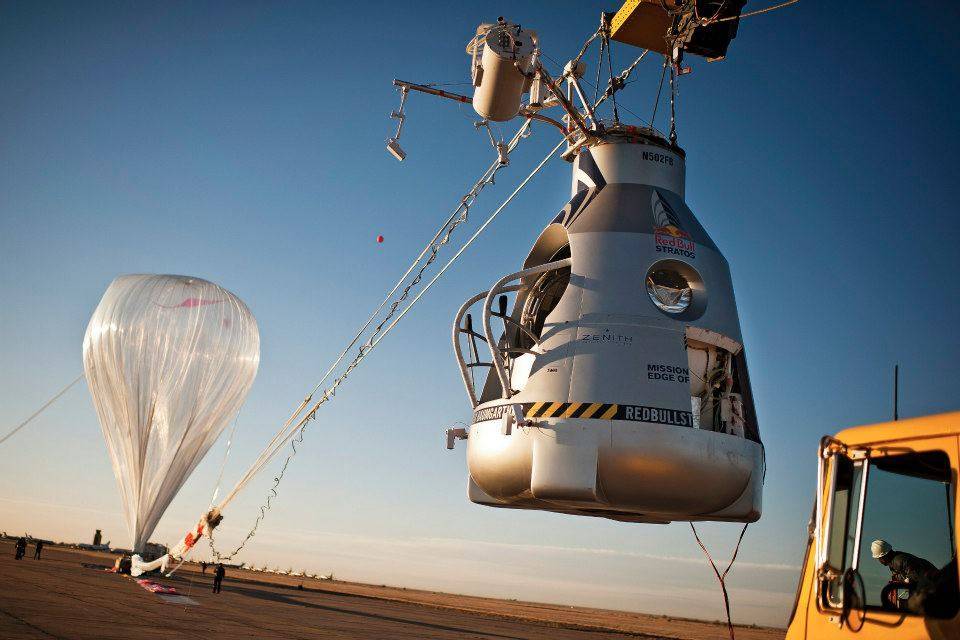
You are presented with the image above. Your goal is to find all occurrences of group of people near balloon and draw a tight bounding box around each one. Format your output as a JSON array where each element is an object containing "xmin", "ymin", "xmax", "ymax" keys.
[{"xmin": 11, "ymin": 536, "xmax": 42, "ymax": 560}]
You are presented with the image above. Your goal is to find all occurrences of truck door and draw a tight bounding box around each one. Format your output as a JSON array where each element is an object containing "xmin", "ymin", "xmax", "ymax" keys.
[{"xmin": 801, "ymin": 436, "xmax": 959, "ymax": 638}]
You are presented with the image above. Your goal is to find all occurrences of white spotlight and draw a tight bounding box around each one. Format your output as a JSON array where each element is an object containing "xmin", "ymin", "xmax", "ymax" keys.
[{"xmin": 386, "ymin": 138, "xmax": 406, "ymax": 161}]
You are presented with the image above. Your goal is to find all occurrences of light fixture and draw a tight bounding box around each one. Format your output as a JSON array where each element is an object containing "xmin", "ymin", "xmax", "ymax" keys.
[{"xmin": 386, "ymin": 138, "xmax": 406, "ymax": 161}]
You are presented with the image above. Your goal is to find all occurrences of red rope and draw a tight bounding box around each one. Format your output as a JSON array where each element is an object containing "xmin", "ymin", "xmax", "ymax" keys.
[{"xmin": 689, "ymin": 522, "xmax": 749, "ymax": 640}]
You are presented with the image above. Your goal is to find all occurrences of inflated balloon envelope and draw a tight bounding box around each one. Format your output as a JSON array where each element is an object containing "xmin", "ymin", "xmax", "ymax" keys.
[{"xmin": 83, "ymin": 274, "xmax": 260, "ymax": 553}]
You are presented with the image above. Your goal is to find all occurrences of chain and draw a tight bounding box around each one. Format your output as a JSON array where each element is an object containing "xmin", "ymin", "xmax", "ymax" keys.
[{"xmin": 207, "ymin": 123, "xmax": 531, "ymax": 562}]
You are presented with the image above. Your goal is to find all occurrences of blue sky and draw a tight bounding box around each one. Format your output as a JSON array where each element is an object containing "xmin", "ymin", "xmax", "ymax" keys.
[{"xmin": 1, "ymin": 0, "xmax": 959, "ymax": 628}]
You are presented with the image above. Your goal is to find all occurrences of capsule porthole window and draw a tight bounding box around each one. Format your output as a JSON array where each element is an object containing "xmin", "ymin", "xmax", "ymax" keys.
[{"xmin": 644, "ymin": 259, "xmax": 707, "ymax": 320}]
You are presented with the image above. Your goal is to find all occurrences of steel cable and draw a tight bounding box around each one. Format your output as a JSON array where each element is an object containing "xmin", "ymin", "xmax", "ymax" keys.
[{"xmin": 205, "ymin": 123, "xmax": 562, "ymax": 562}]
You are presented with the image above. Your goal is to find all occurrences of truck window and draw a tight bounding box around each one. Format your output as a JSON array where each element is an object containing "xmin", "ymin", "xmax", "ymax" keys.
[
  {"xmin": 822, "ymin": 455, "xmax": 864, "ymax": 607},
  {"xmin": 823, "ymin": 450, "xmax": 958, "ymax": 618},
  {"xmin": 856, "ymin": 451, "xmax": 958, "ymax": 618}
]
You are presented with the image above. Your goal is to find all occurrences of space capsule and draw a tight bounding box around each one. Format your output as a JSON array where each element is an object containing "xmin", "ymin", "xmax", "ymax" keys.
[{"xmin": 452, "ymin": 128, "xmax": 763, "ymax": 524}]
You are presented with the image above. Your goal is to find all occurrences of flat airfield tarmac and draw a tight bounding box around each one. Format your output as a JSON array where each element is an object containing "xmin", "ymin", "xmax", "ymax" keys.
[{"xmin": 0, "ymin": 540, "xmax": 785, "ymax": 640}]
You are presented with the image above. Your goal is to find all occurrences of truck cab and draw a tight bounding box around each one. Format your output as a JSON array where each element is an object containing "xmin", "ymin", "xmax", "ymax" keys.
[{"xmin": 787, "ymin": 412, "xmax": 960, "ymax": 638}]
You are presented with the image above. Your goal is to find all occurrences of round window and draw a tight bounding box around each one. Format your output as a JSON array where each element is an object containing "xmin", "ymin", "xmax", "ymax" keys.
[
  {"xmin": 646, "ymin": 268, "xmax": 691, "ymax": 314},
  {"xmin": 644, "ymin": 260, "xmax": 706, "ymax": 319}
]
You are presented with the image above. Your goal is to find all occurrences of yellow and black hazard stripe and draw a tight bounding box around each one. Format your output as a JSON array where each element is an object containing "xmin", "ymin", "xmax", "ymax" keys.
[
  {"xmin": 472, "ymin": 401, "xmax": 694, "ymax": 427},
  {"xmin": 525, "ymin": 401, "xmax": 619, "ymax": 420}
]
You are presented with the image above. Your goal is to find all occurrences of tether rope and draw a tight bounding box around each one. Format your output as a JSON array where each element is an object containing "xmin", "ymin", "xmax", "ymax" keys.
[
  {"xmin": 0, "ymin": 373, "xmax": 84, "ymax": 446},
  {"xmin": 690, "ymin": 522, "xmax": 749, "ymax": 640},
  {"xmin": 712, "ymin": 0, "xmax": 800, "ymax": 23},
  {"xmin": 205, "ymin": 124, "xmax": 568, "ymax": 562},
  {"xmin": 206, "ymin": 27, "xmax": 658, "ymax": 554},
  {"xmin": 199, "ymin": 9, "xmax": 778, "ymax": 562},
  {"xmin": 216, "ymin": 120, "xmax": 531, "ymax": 507}
]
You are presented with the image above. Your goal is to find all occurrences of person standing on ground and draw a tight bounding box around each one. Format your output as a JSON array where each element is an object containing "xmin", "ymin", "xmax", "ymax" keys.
[
  {"xmin": 213, "ymin": 563, "xmax": 225, "ymax": 593},
  {"xmin": 15, "ymin": 537, "xmax": 26, "ymax": 560},
  {"xmin": 201, "ymin": 561, "xmax": 207, "ymax": 574},
  {"xmin": 33, "ymin": 540, "xmax": 43, "ymax": 560}
]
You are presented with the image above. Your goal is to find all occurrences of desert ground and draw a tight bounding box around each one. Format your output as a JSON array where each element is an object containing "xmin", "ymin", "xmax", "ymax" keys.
[{"xmin": 0, "ymin": 539, "xmax": 785, "ymax": 639}]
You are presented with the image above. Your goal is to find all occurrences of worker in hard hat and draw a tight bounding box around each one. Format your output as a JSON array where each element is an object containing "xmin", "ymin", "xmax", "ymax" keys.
[{"xmin": 871, "ymin": 539, "xmax": 940, "ymax": 613}]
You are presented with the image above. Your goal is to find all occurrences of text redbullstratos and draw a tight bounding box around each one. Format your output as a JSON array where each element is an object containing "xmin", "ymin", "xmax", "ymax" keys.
[{"xmin": 655, "ymin": 233, "xmax": 695, "ymax": 258}]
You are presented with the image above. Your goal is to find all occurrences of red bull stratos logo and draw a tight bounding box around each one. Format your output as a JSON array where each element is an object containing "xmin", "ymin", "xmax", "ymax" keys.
[{"xmin": 652, "ymin": 190, "xmax": 695, "ymax": 259}]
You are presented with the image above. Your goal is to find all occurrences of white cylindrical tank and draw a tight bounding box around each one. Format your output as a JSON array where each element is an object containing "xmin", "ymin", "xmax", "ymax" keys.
[
  {"xmin": 470, "ymin": 21, "xmax": 536, "ymax": 122},
  {"xmin": 454, "ymin": 129, "xmax": 763, "ymax": 524}
]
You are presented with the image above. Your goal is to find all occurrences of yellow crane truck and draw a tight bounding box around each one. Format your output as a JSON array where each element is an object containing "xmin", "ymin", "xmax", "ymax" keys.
[{"xmin": 786, "ymin": 412, "xmax": 960, "ymax": 638}]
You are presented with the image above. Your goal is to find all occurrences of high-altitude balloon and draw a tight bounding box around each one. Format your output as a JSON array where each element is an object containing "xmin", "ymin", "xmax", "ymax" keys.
[{"xmin": 83, "ymin": 275, "xmax": 259, "ymax": 551}]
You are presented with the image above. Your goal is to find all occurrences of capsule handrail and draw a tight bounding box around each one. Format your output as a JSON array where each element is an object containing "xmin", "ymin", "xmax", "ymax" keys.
[
  {"xmin": 482, "ymin": 258, "xmax": 572, "ymax": 399},
  {"xmin": 452, "ymin": 285, "xmax": 521, "ymax": 407},
  {"xmin": 493, "ymin": 310, "xmax": 544, "ymax": 351}
]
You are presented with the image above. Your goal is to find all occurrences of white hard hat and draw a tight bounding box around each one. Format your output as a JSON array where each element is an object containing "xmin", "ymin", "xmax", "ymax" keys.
[{"xmin": 871, "ymin": 539, "xmax": 892, "ymax": 559}]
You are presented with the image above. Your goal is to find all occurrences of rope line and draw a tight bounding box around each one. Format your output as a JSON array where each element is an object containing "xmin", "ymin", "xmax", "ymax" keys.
[
  {"xmin": 368, "ymin": 136, "xmax": 567, "ymax": 350},
  {"xmin": 0, "ymin": 373, "xmax": 84, "ymax": 446},
  {"xmin": 668, "ymin": 63, "xmax": 678, "ymax": 144},
  {"xmin": 210, "ymin": 410, "xmax": 241, "ymax": 506},
  {"xmin": 712, "ymin": 0, "xmax": 800, "ymax": 23},
  {"xmin": 215, "ymin": 121, "xmax": 531, "ymax": 510},
  {"xmin": 206, "ymin": 122, "xmax": 554, "ymax": 562},
  {"xmin": 570, "ymin": 29, "xmax": 602, "ymax": 71},
  {"xmin": 602, "ymin": 28, "xmax": 620, "ymax": 124},
  {"xmin": 199, "ymin": 5, "xmax": 789, "ymax": 561},
  {"xmin": 690, "ymin": 522, "xmax": 749, "ymax": 640},
  {"xmin": 650, "ymin": 56, "xmax": 668, "ymax": 128}
]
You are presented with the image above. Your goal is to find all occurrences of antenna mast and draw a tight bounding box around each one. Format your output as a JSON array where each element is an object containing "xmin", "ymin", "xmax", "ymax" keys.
[{"xmin": 894, "ymin": 363, "xmax": 900, "ymax": 421}]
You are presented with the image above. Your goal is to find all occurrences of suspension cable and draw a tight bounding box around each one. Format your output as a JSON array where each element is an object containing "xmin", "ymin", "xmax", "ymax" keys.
[
  {"xmin": 0, "ymin": 373, "xmax": 84, "ymax": 446},
  {"xmin": 369, "ymin": 136, "xmax": 567, "ymax": 350},
  {"xmin": 205, "ymin": 123, "xmax": 558, "ymax": 562},
  {"xmin": 217, "ymin": 120, "xmax": 531, "ymax": 507},
  {"xmin": 203, "ymin": 3, "xmax": 788, "ymax": 559},
  {"xmin": 668, "ymin": 62, "xmax": 678, "ymax": 144},
  {"xmin": 712, "ymin": 0, "xmax": 800, "ymax": 23},
  {"xmin": 210, "ymin": 410, "xmax": 241, "ymax": 506},
  {"xmin": 592, "ymin": 36, "xmax": 604, "ymax": 106},
  {"xmin": 603, "ymin": 32, "xmax": 620, "ymax": 124},
  {"xmin": 650, "ymin": 56, "xmax": 668, "ymax": 127},
  {"xmin": 570, "ymin": 28, "xmax": 602, "ymax": 72}
]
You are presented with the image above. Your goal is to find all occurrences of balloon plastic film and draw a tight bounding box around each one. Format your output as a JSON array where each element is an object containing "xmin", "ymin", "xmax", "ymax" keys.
[{"xmin": 83, "ymin": 275, "xmax": 259, "ymax": 552}]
